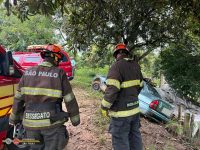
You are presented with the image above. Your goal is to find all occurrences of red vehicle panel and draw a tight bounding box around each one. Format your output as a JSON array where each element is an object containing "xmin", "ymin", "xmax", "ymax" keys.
[
  {"xmin": 0, "ymin": 45, "xmax": 24, "ymax": 150},
  {"xmin": 13, "ymin": 49, "xmax": 73, "ymax": 80}
]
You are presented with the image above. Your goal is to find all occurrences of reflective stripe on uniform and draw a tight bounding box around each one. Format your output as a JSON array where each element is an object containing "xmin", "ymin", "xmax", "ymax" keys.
[
  {"xmin": 109, "ymin": 107, "xmax": 140, "ymax": 117},
  {"xmin": 23, "ymin": 118, "xmax": 65, "ymax": 128},
  {"xmin": 101, "ymin": 98, "xmax": 112, "ymax": 109},
  {"xmin": 140, "ymin": 81, "xmax": 144, "ymax": 87},
  {"xmin": 123, "ymin": 58, "xmax": 133, "ymax": 61},
  {"xmin": 63, "ymin": 92, "xmax": 75, "ymax": 103},
  {"xmin": 15, "ymin": 91, "xmax": 22, "ymax": 99},
  {"xmin": 106, "ymin": 79, "xmax": 120, "ymax": 89},
  {"xmin": 21, "ymin": 87, "xmax": 62, "ymax": 98},
  {"xmin": 39, "ymin": 61, "xmax": 53, "ymax": 67},
  {"xmin": 70, "ymin": 114, "xmax": 80, "ymax": 123},
  {"xmin": 121, "ymin": 80, "xmax": 140, "ymax": 88},
  {"xmin": 127, "ymin": 101, "xmax": 139, "ymax": 107}
]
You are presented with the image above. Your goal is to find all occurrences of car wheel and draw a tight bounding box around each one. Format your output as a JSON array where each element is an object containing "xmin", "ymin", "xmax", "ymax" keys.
[
  {"xmin": 92, "ymin": 81, "xmax": 100, "ymax": 91},
  {"xmin": 6, "ymin": 126, "xmax": 30, "ymax": 150}
]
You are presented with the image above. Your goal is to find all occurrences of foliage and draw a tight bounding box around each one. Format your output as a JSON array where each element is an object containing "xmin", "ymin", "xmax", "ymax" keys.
[
  {"xmin": 166, "ymin": 120, "xmax": 184, "ymax": 136},
  {"xmin": 2, "ymin": 1, "xmax": 200, "ymax": 58},
  {"xmin": 140, "ymin": 52, "xmax": 159, "ymax": 79},
  {"xmin": 160, "ymin": 34, "xmax": 200, "ymax": 102},
  {"xmin": 78, "ymin": 44, "xmax": 114, "ymax": 68},
  {"xmin": 60, "ymin": 0, "xmax": 189, "ymax": 57},
  {"xmin": 1, "ymin": 0, "xmax": 200, "ymax": 103},
  {"xmin": 0, "ymin": 9, "xmax": 57, "ymax": 51}
]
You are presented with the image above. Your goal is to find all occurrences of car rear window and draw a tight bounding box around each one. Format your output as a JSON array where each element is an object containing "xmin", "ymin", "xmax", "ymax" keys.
[
  {"xmin": 24, "ymin": 57, "xmax": 41, "ymax": 63},
  {"xmin": 13, "ymin": 56, "xmax": 21, "ymax": 62},
  {"xmin": 146, "ymin": 83, "xmax": 161, "ymax": 98}
]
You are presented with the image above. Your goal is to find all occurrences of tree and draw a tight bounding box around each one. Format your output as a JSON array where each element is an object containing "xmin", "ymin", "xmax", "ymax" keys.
[
  {"xmin": 0, "ymin": 9, "xmax": 57, "ymax": 51},
  {"xmin": 1, "ymin": 0, "xmax": 200, "ymax": 103},
  {"xmin": 160, "ymin": 33, "xmax": 200, "ymax": 103},
  {"xmin": 0, "ymin": 1, "xmax": 195, "ymax": 56}
]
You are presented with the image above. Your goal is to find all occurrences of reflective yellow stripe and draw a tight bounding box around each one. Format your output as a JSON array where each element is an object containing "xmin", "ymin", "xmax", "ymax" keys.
[
  {"xmin": 140, "ymin": 81, "xmax": 144, "ymax": 87},
  {"xmin": 0, "ymin": 85, "xmax": 13, "ymax": 97},
  {"xmin": 123, "ymin": 58, "xmax": 133, "ymax": 61},
  {"xmin": 101, "ymin": 98, "xmax": 112, "ymax": 108},
  {"xmin": 121, "ymin": 80, "xmax": 140, "ymax": 88},
  {"xmin": 71, "ymin": 115, "xmax": 80, "ymax": 123},
  {"xmin": 39, "ymin": 61, "xmax": 53, "ymax": 67},
  {"xmin": 109, "ymin": 107, "xmax": 140, "ymax": 117},
  {"xmin": 0, "ymin": 107, "xmax": 11, "ymax": 117},
  {"xmin": 8, "ymin": 108, "xmax": 12, "ymax": 114},
  {"xmin": 0, "ymin": 97, "xmax": 14, "ymax": 108},
  {"xmin": 21, "ymin": 87, "xmax": 62, "ymax": 98},
  {"xmin": 23, "ymin": 118, "xmax": 65, "ymax": 127},
  {"xmin": 106, "ymin": 79, "xmax": 120, "ymax": 89},
  {"xmin": 64, "ymin": 92, "xmax": 75, "ymax": 103}
]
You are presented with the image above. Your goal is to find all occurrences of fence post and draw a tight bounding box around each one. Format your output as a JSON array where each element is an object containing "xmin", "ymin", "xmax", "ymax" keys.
[
  {"xmin": 190, "ymin": 114, "xmax": 195, "ymax": 143},
  {"xmin": 184, "ymin": 112, "xmax": 191, "ymax": 138},
  {"xmin": 178, "ymin": 104, "xmax": 182, "ymax": 121}
]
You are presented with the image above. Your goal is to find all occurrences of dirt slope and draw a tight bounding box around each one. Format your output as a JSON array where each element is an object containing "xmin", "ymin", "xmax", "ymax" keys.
[{"xmin": 64, "ymin": 87, "xmax": 193, "ymax": 150}]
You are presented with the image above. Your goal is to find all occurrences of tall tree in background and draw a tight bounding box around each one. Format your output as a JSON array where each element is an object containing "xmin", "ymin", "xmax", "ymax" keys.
[
  {"xmin": 160, "ymin": 33, "xmax": 200, "ymax": 102},
  {"xmin": 0, "ymin": 9, "xmax": 57, "ymax": 51},
  {"xmin": 1, "ymin": 0, "xmax": 197, "ymax": 55},
  {"xmin": 1, "ymin": 0, "xmax": 200, "ymax": 102}
]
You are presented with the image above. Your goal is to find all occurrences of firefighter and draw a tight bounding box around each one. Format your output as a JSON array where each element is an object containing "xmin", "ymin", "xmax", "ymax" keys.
[
  {"xmin": 101, "ymin": 43, "xmax": 144, "ymax": 150},
  {"xmin": 9, "ymin": 44, "xmax": 80, "ymax": 150}
]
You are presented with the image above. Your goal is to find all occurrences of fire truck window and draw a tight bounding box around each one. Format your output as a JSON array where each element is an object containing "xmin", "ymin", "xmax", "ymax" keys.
[
  {"xmin": 13, "ymin": 56, "xmax": 20, "ymax": 62},
  {"xmin": 61, "ymin": 55, "xmax": 68, "ymax": 62},
  {"xmin": 0, "ymin": 54, "xmax": 5, "ymax": 75},
  {"xmin": 25, "ymin": 57, "xmax": 40, "ymax": 63}
]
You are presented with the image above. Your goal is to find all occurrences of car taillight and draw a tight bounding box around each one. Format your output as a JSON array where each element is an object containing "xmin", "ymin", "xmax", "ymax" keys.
[{"xmin": 149, "ymin": 100, "xmax": 159, "ymax": 110}]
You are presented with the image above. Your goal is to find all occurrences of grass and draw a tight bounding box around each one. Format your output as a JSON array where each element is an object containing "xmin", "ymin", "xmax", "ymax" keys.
[
  {"xmin": 165, "ymin": 120, "xmax": 184, "ymax": 136},
  {"xmin": 71, "ymin": 66, "xmax": 108, "ymax": 98}
]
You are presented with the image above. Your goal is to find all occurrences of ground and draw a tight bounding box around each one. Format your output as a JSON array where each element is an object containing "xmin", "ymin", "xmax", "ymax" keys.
[{"xmin": 64, "ymin": 87, "xmax": 194, "ymax": 150}]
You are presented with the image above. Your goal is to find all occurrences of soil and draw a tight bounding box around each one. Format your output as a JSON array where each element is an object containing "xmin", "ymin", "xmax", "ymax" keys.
[{"xmin": 64, "ymin": 87, "xmax": 194, "ymax": 150}]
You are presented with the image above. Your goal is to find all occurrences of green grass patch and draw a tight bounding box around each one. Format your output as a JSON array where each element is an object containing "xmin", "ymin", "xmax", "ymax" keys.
[{"xmin": 71, "ymin": 66, "xmax": 108, "ymax": 92}]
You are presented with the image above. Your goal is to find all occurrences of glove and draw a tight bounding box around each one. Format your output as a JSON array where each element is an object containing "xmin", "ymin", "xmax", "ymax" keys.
[{"xmin": 101, "ymin": 109, "xmax": 109, "ymax": 118}]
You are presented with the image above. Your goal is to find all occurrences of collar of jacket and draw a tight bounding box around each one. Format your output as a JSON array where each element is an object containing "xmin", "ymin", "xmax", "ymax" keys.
[
  {"xmin": 116, "ymin": 55, "xmax": 133, "ymax": 61},
  {"xmin": 39, "ymin": 61, "xmax": 54, "ymax": 67}
]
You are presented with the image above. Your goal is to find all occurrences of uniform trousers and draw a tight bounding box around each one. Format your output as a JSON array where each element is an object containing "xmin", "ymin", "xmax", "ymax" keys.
[
  {"xmin": 109, "ymin": 114, "xmax": 143, "ymax": 150},
  {"xmin": 26, "ymin": 125, "xmax": 69, "ymax": 150}
]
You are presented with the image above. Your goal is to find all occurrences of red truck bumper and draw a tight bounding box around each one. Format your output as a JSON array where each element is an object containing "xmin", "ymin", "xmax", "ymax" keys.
[{"xmin": 0, "ymin": 131, "xmax": 6, "ymax": 150}]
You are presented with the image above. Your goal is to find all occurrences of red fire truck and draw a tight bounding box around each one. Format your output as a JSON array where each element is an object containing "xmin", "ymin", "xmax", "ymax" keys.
[
  {"xmin": 13, "ymin": 44, "xmax": 73, "ymax": 80},
  {"xmin": 0, "ymin": 43, "xmax": 75, "ymax": 149},
  {"xmin": 0, "ymin": 45, "xmax": 30, "ymax": 150}
]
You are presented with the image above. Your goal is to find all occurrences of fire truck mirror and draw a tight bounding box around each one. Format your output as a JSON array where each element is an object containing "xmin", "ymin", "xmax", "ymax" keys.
[{"xmin": 4, "ymin": 51, "xmax": 14, "ymax": 76}]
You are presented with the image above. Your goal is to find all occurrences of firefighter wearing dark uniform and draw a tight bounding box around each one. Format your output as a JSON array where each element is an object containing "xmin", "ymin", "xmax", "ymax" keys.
[
  {"xmin": 9, "ymin": 44, "xmax": 80, "ymax": 150},
  {"xmin": 101, "ymin": 43, "xmax": 143, "ymax": 150}
]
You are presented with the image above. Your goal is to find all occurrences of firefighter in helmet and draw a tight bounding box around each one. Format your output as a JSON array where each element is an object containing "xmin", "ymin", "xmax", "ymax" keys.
[
  {"xmin": 101, "ymin": 43, "xmax": 144, "ymax": 150},
  {"xmin": 9, "ymin": 44, "xmax": 80, "ymax": 150}
]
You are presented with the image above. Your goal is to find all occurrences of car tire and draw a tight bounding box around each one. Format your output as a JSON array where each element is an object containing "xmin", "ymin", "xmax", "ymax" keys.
[
  {"xmin": 92, "ymin": 81, "xmax": 100, "ymax": 91},
  {"xmin": 6, "ymin": 126, "xmax": 29, "ymax": 150}
]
